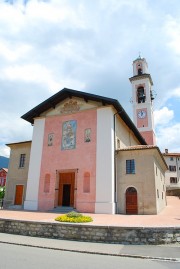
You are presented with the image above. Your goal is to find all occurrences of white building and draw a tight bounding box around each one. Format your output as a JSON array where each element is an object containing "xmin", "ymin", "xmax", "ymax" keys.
[{"xmin": 163, "ymin": 149, "xmax": 180, "ymax": 194}]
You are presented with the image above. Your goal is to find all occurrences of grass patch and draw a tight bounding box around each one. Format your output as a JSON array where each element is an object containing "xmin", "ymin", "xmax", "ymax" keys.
[{"xmin": 55, "ymin": 211, "xmax": 93, "ymax": 223}]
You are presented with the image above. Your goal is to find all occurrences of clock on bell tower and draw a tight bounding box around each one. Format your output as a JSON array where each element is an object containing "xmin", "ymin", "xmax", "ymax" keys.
[{"xmin": 129, "ymin": 55, "xmax": 156, "ymax": 145}]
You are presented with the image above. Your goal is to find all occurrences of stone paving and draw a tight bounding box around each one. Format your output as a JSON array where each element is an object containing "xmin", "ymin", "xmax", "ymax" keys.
[{"xmin": 0, "ymin": 196, "xmax": 180, "ymax": 227}]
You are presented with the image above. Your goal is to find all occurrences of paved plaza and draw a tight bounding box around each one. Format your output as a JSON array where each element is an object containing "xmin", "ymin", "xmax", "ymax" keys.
[{"xmin": 0, "ymin": 196, "xmax": 180, "ymax": 227}]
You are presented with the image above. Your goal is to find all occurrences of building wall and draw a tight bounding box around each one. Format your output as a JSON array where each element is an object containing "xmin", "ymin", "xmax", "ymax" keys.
[
  {"xmin": 117, "ymin": 149, "xmax": 166, "ymax": 214},
  {"xmin": 163, "ymin": 155, "xmax": 180, "ymax": 190},
  {"xmin": 153, "ymin": 152, "xmax": 167, "ymax": 213},
  {"xmin": 139, "ymin": 130, "xmax": 156, "ymax": 146},
  {"xmin": 0, "ymin": 169, "xmax": 7, "ymax": 186},
  {"xmin": 115, "ymin": 115, "xmax": 140, "ymax": 149},
  {"xmin": 38, "ymin": 108, "xmax": 97, "ymax": 212},
  {"xmin": 4, "ymin": 142, "xmax": 31, "ymax": 208}
]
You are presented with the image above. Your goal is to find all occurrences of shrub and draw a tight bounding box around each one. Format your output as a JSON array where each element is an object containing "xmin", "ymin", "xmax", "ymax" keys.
[
  {"xmin": 55, "ymin": 211, "xmax": 93, "ymax": 223},
  {"xmin": 66, "ymin": 211, "xmax": 83, "ymax": 218},
  {"xmin": 0, "ymin": 186, "xmax": 5, "ymax": 199}
]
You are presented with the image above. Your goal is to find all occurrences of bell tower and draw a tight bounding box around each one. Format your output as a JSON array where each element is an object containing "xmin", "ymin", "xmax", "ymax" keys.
[{"xmin": 129, "ymin": 56, "xmax": 156, "ymax": 145}]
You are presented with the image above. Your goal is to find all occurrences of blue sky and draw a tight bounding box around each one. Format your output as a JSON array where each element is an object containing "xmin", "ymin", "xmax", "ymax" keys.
[{"xmin": 0, "ymin": 0, "xmax": 180, "ymax": 156}]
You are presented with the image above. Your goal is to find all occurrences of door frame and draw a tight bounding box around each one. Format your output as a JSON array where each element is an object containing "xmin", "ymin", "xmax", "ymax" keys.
[
  {"xmin": 57, "ymin": 170, "xmax": 76, "ymax": 207},
  {"xmin": 14, "ymin": 184, "xmax": 24, "ymax": 205},
  {"xmin": 125, "ymin": 186, "xmax": 138, "ymax": 214}
]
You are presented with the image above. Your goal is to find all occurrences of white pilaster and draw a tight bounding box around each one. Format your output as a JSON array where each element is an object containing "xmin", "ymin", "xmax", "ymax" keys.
[
  {"xmin": 95, "ymin": 107, "xmax": 115, "ymax": 214},
  {"xmin": 24, "ymin": 118, "xmax": 45, "ymax": 210}
]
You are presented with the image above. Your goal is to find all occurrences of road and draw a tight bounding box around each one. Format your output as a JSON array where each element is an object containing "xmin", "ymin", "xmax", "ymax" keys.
[{"xmin": 0, "ymin": 242, "xmax": 179, "ymax": 269}]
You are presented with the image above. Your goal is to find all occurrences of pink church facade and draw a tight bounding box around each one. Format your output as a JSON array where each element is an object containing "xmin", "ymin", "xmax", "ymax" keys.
[{"xmin": 38, "ymin": 108, "xmax": 97, "ymax": 212}]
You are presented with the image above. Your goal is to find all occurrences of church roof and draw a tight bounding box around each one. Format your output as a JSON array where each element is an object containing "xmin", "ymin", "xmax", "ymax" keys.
[
  {"xmin": 0, "ymin": 168, "xmax": 8, "ymax": 173},
  {"xmin": 21, "ymin": 88, "xmax": 147, "ymax": 145},
  {"xmin": 133, "ymin": 56, "xmax": 143, "ymax": 62},
  {"xmin": 163, "ymin": 152, "xmax": 180, "ymax": 157},
  {"xmin": 6, "ymin": 140, "xmax": 32, "ymax": 147},
  {"xmin": 118, "ymin": 145, "xmax": 159, "ymax": 151}
]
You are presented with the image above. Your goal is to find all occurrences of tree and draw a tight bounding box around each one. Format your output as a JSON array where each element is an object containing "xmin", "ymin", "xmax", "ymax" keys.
[{"xmin": 0, "ymin": 186, "xmax": 5, "ymax": 208}]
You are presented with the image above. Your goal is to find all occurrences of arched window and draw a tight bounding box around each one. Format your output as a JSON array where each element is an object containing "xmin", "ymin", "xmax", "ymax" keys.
[
  {"xmin": 44, "ymin": 174, "xmax": 50, "ymax": 193},
  {"xmin": 83, "ymin": 172, "xmax": 90, "ymax": 193},
  {"xmin": 137, "ymin": 87, "xmax": 146, "ymax": 103},
  {"xmin": 157, "ymin": 189, "xmax": 159, "ymax": 198},
  {"xmin": 138, "ymin": 68, "xmax": 142, "ymax": 75}
]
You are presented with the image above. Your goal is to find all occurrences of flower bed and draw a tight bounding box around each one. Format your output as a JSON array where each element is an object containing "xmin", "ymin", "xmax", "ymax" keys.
[{"xmin": 55, "ymin": 211, "xmax": 93, "ymax": 223}]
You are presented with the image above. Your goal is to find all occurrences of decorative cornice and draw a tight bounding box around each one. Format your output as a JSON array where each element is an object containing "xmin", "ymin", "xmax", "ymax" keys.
[{"xmin": 129, "ymin": 73, "xmax": 153, "ymax": 86}]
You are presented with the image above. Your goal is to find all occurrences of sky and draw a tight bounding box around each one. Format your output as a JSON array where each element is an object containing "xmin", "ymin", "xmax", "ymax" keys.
[{"xmin": 0, "ymin": 0, "xmax": 180, "ymax": 157}]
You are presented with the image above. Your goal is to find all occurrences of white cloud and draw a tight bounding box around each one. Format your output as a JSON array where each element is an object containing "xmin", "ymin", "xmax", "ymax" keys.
[
  {"xmin": 156, "ymin": 123, "xmax": 180, "ymax": 153},
  {"xmin": 0, "ymin": 63, "xmax": 86, "ymax": 94},
  {"xmin": 0, "ymin": 64, "xmax": 59, "ymax": 90},
  {"xmin": 171, "ymin": 87, "xmax": 180, "ymax": 98},
  {"xmin": 100, "ymin": 0, "xmax": 150, "ymax": 15},
  {"xmin": 154, "ymin": 106, "xmax": 180, "ymax": 152},
  {"xmin": 166, "ymin": 87, "xmax": 180, "ymax": 102},
  {"xmin": 165, "ymin": 16, "xmax": 180, "ymax": 56},
  {"xmin": 0, "ymin": 1, "xmax": 25, "ymax": 34},
  {"xmin": 0, "ymin": 112, "xmax": 32, "ymax": 146},
  {"xmin": 0, "ymin": 39, "xmax": 32, "ymax": 62},
  {"xmin": 48, "ymin": 78, "xmax": 86, "ymax": 94},
  {"xmin": 25, "ymin": 0, "xmax": 79, "ymax": 24},
  {"xmin": 154, "ymin": 107, "xmax": 174, "ymax": 127},
  {"xmin": 0, "ymin": 0, "xmax": 85, "ymax": 30},
  {"xmin": 153, "ymin": 85, "xmax": 180, "ymax": 113},
  {"xmin": 0, "ymin": 145, "xmax": 10, "ymax": 158}
]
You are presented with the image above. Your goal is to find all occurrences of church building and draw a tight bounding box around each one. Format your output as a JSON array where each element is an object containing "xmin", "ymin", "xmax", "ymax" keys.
[{"xmin": 4, "ymin": 58, "xmax": 167, "ymax": 214}]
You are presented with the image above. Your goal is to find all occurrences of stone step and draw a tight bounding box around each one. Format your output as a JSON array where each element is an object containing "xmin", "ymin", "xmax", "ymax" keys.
[
  {"xmin": 49, "ymin": 207, "xmax": 77, "ymax": 213},
  {"xmin": 7, "ymin": 205, "xmax": 23, "ymax": 210}
]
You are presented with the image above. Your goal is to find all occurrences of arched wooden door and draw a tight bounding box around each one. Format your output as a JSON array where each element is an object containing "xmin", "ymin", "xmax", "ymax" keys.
[{"xmin": 126, "ymin": 187, "xmax": 138, "ymax": 214}]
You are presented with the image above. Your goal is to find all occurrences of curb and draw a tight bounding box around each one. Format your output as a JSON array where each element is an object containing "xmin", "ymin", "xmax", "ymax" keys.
[{"xmin": 0, "ymin": 240, "xmax": 179, "ymax": 262}]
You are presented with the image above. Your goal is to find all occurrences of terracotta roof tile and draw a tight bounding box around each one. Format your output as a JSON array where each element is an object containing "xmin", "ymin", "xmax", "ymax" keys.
[
  {"xmin": 118, "ymin": 145, "xmax": 157, "ymax": 151},
  {"xmin": 163, "ymin": 153, "xmax": 180, "ymax": 157},
  {"xmin": 117, "ymin": 145, "xmax": 168, "ymax": 169},
  {"xmin": 0, "ymin": 168, "xmax": 8, "ymax": 173}
]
